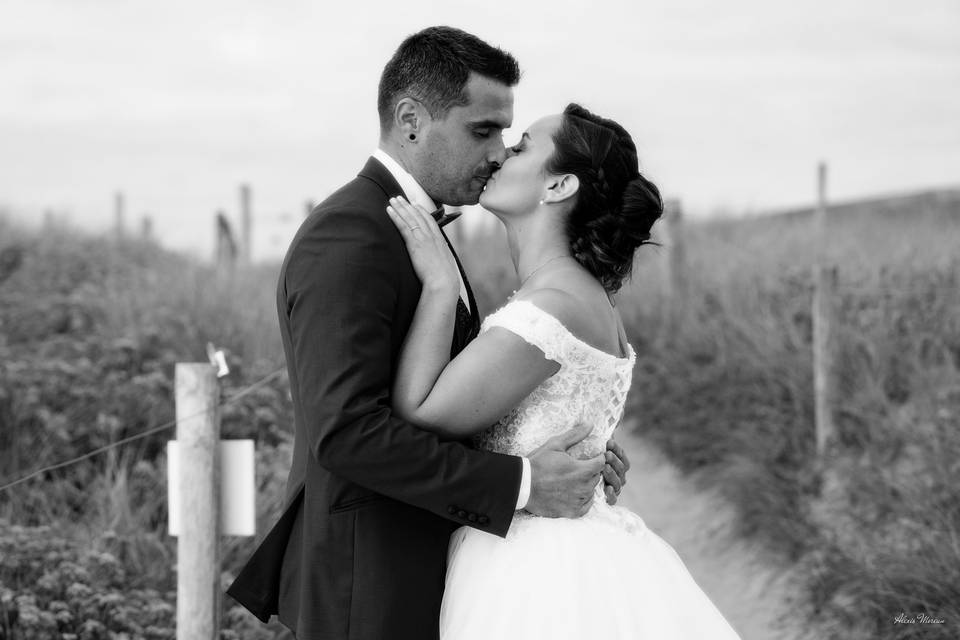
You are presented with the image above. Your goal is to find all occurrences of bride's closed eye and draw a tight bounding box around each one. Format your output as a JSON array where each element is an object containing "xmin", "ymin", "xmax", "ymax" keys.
[{"xmin": 508, "ymin": 132, "xmax": 531, "ymax": 155}]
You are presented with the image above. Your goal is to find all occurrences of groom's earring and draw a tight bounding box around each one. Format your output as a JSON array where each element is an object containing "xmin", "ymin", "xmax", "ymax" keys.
[{"xmin": 408, "ymin": 133, "xmax": 416, "ymax": 141}]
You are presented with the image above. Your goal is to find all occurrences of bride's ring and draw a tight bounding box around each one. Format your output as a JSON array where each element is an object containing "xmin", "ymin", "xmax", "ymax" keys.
[{"xmin": 409, "ymin": 225, "xmax": 421, "ymax": 232}]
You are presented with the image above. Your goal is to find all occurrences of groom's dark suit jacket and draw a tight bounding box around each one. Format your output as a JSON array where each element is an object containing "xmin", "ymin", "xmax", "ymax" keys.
[{"xmin": 227, "ymin": 157, "xmax": 523, "ymax": 640}]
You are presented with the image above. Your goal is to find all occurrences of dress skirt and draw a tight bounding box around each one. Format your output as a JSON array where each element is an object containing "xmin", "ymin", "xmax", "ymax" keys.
[{"xmin": 439, "ymin": 499, "xmax": 742, "ymax": 639}]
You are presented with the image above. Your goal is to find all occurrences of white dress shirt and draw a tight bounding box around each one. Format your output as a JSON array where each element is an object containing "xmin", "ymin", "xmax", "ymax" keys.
[{"xmin": 372, "ymin": 148, "xmax": 532, "ymax": 511}]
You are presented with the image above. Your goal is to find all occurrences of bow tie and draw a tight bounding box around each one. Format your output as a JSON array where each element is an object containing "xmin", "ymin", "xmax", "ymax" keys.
[{"xmin": 429, "ymin": 207, "xmax": 462, "ymax": 228}]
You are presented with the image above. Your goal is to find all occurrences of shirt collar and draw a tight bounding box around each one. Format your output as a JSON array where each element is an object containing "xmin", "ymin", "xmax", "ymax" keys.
[{"xmin": 372, "ymin": 148, "xmax": 438, "ymax": 212}]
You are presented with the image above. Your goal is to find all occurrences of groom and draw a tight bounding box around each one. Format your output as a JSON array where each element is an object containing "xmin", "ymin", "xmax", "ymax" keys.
[{"xmin": 228, "ymin": 26, "xmax": 630, "ymax": 640}]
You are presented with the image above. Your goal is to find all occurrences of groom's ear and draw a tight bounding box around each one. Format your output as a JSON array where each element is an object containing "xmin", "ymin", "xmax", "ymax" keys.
[
  {"xmin": 395, "ymin": 97, "xmax": 426, "ymax": 141},
  {"xmin": 543, "ymin": 174, "xmax": 580, "ymax": 205}
]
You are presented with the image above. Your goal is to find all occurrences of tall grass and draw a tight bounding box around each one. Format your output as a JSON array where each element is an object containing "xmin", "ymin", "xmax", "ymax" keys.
[{"xmin": 0, "ymin": 220, "xmax": 294, "ymax": 638}]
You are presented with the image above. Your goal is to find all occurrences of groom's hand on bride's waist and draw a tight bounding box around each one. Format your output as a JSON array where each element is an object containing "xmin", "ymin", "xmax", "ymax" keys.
[{"xmin": 525, "ymin": 423, "xmax": 606, "ymax": 518}]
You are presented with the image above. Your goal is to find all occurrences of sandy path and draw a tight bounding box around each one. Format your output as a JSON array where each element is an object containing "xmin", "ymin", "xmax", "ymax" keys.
[{"xmin": 615, "ymin": 426, "xmax": 809, "ymax": 640}]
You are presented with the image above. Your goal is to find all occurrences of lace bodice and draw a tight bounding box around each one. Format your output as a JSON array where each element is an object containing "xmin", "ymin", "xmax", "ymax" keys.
[{"xmin": 473, "ymin": 300, "xmax": 635, "ymax": 465}]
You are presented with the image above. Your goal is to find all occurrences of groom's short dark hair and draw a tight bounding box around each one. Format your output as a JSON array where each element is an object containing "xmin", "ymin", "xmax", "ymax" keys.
[{"xmin": 378, "ymin": 26, "xmax": 521, "ymax": 133}]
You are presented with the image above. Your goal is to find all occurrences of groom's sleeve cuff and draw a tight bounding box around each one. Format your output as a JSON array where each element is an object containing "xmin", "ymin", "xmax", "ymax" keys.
[{"xmin": 515, "ymin": 457, "xmax": 531, "ymax": 510}]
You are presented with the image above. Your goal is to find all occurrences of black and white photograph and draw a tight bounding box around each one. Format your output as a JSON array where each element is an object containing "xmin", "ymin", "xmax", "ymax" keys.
[{"xmin": 1, "ymin": 1, "xmax": 958, "ymax": 639}]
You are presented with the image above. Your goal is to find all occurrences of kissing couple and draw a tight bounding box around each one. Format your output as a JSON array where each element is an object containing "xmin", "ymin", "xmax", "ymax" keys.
[{"xmin": 228, "ymin": 25, "xmax": 741, "ymax": 640}]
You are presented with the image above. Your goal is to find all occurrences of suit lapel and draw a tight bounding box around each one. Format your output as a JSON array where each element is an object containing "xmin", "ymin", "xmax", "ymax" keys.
[
  {"xmin": 440, "ymin": 229, "xmax": 480, "ymax": 355},
  {"xmin": 358, "ymin": 156, "xmax": 405, "ymax": 200},
  {"xmin": 360, "ymin": 155, "xmax": 479, "ymax": 353},
  {"xmin": 462, "ymin": 255, "xmax": 480, "ymax": 329}
]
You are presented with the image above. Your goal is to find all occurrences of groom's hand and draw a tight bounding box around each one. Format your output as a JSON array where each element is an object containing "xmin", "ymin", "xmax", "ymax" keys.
[{"xmin": 525, "ymin": 423, "xmax": 605, "ymax": 518}]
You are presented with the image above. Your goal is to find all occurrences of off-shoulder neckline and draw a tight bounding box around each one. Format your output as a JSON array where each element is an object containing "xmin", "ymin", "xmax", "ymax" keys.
[{"xmin": 493, "ymin": 299, "xmax": 636, "ymax": 363}]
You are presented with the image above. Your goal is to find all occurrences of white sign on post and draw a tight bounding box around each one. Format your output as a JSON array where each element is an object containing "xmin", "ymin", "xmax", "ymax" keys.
[{"xmin": 168, "ymin": 439, "xmax": 256, "ymax": 537}]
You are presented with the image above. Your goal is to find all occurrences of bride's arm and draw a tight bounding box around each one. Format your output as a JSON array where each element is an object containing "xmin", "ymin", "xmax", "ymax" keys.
[
  {"xmin": 386, "ymin": 197, "xmax": 560, "ymax": 438},
  {"xmin": 400, "ymin": 325, "xmax": 559, "ymax": 438}
]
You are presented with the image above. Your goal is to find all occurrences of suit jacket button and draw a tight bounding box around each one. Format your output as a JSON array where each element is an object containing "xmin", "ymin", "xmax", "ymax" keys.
[
  {"xmin": 457, "ymin": 510, "xmax": 467, "ymax": 519},
  {"xmin": 468, "ymin": 513, "xmax": 477, "ymax": 523},
  {"xmin": 478, "ymin": 516, "xmax": 489, "ymax": 525},
  {"xmin": 447, "ymin": 506, "xmax": 457, "ymax": 514}
]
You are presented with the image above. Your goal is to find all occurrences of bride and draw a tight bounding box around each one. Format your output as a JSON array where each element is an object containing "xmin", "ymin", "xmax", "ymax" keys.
[{"xmin": 385, "ymin": 103, "xmax": 741, "ymax": 639}]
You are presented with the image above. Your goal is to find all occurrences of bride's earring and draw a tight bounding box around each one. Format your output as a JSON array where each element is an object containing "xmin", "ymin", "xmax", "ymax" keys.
[{"xmin": 538, "ymin": 199, "xmax": 544, "ymax": 205}]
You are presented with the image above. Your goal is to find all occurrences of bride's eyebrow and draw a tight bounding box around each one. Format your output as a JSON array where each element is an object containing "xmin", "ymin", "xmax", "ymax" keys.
[{"xmin": 506, "ymin": 131, "xmax": 528, "ymax": 146}]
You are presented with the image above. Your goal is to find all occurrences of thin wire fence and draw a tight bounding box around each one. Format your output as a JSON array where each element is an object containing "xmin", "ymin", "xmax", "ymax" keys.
[{"xmin": 0, "ymin": 366, "xmax": 285, "ymax": 494}]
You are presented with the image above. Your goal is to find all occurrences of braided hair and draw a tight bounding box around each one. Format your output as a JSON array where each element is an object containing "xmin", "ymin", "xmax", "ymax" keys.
[{"xmin": 546, "ymin": 103, "xmax": 663, "ymax": 293}]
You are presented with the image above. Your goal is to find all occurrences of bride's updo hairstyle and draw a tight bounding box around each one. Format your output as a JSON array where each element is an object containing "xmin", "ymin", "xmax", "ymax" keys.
[{"xmin": 546, "ymin": 103, "xmax": 663, "ymax": 294}]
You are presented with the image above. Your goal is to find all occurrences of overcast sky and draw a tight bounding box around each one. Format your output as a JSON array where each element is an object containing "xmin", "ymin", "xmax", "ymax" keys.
[{"xmin": 3, "ymin": 0, "xmax": 958, "ymax": 259}]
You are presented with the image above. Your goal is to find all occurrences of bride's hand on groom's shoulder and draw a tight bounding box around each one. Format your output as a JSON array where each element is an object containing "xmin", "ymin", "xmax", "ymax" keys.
[
  {"xmin": 525, "ymin": 423, "xmax": 606, "ymax": 518},
  {"xmin": 386, "ymin": 196, "xmax": 460, "ymax": 296}
]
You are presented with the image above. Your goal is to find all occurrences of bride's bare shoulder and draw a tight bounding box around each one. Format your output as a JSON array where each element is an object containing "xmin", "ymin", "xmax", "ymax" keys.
[{"xmin": 516, "ymin": 287, "xmax": 597, "ymax": 342}]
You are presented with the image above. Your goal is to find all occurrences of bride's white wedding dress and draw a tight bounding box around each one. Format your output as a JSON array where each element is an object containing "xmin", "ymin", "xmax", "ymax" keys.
[{"xmin": 440, "ymin": 300, "xmax": 742, "ymax": 639}]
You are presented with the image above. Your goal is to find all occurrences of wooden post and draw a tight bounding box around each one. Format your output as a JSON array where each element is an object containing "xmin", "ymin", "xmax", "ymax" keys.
[
  {"xmin": 665, "ymin": 198, "xmax": 686, "ymax": 337},
  {"xmin": 175, "ymin": 363, "xmax": 221, "ymax": 640},
  {"xmin": 114, "ymin": 192, "xmax": 126, "ymax": 241},
  {"xmin": 812, "ymin": 162, "xmax": 836, "ymax": 456},
  {"xmin": 215, "ymin": 211, "xmax": 226, "ymax": 267},
  {"xmin": 240, "ymin": 184, "xmax": 252, "ymax": 264},
  {"xmin": 141, "ymin": 216, "xmax": 153, "ymax": 242},
  {"xmin": 215, "ymin": 211, "xmax": 237, "ymax": 271}
]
